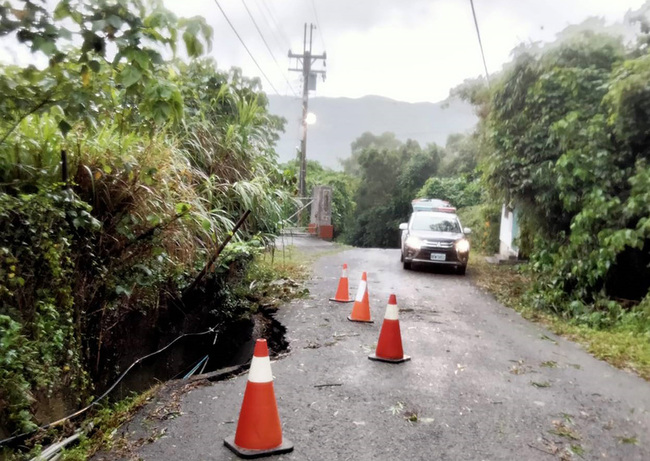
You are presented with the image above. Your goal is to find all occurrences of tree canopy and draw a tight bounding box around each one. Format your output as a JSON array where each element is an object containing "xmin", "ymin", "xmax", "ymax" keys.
[
  {"xmin": 467, "ymin": 29, "xmax": 650, "ymax": 320},
  {"xmin": 0, "ymin": 0, "xmax": 292, "ymax": 438}
]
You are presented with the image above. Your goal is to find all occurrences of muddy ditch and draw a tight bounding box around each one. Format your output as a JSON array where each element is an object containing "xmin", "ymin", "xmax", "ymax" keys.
[
  {"xmin": 0, "ymin": 304, "xmax": 290, "ymax": 453},
  {"xmin": 109, "ymin": 307, "xmax": 290, "ymax": 401},
  {"xmin": 1, "ymin": 247, "xmax": 305, "ymax": 451}
]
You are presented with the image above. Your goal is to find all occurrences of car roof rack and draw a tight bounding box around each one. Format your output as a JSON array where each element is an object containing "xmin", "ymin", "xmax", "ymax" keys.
[{"xmin": 411, "ymin": 198, "xmax": 457, "ymax": 213}]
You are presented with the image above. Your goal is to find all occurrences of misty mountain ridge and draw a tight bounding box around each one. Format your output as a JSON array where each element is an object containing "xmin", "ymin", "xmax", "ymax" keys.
[
  {"xmin": 267, "ymin": 4, "xmax": 650, "ymax": 171},
  {"xmin": 267, "ymin": 94, "xmax": 477, "ymax": 170}
]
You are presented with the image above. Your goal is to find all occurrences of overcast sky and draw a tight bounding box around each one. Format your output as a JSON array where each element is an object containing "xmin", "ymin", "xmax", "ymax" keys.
[
  {"xmin": 0, "ymin": 1, "xmax": 646, "ymax": 103},
  {"xmin": 162, "ymin": 0, "xmax": 647, "ymax": 103}
]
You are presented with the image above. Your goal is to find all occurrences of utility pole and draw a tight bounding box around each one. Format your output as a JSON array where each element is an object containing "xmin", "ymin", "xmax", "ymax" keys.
[{"xmin": 289, "ymin": 23, "xmax": 326, "ymax": 201}]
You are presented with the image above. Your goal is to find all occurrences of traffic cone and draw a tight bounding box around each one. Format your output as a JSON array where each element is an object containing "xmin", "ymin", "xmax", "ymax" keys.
[
  {"xmin": 329, "ymin": 263, "xmax": 354, "ymax": 303},
  {"xmin": 369, "ymin": 294, "xmax": 411, "ymax": 363},
  {"xmin": 224, "ymin": 339, "xmax": 294, "ymax": 458},
  {"xmin": 348, "ymin": 272, "xmax": 373, "ymax": 323}
]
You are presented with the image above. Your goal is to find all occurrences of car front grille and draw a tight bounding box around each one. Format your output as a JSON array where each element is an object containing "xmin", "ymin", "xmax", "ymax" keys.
[{"xmin": 421, "ymin": 240, "xmax": 454, "ymax": 249}]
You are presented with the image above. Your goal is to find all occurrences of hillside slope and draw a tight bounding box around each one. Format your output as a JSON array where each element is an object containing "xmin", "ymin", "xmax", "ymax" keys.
[{"xmin": 268, "ymin": 95, "xmax": 477, "ymax": 169}]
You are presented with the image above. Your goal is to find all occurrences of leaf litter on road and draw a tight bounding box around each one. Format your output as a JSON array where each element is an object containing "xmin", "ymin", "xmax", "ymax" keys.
[
  {"xmin": 509, "ymin": 359, "xmax": 533, "ymax": 375},
  {"xmin": 386, "ymin": 401, "xmax": 433, "ymax": 424},
  {"xmin": 540, "ymin": 334, "xmax": 559, "ymax": 345},
  {"xmin": 571, "ymin": 444, "xmax": 585, "ymax": 456},
  {"xmin": 616, "ymin": 435, "xmax": 638, "ymax": 445},
  {"xmin": 387, "ymin": 401, "xmax": 405, "ymax": 415},
  {"xmin": 549, "ymin": 419, "xmax": 581, "ymax": 441}
]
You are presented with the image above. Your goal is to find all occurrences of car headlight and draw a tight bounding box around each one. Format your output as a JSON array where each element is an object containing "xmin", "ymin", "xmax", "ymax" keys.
[
  {"xmin": 405, "ymin": 236, "xmax": 422, "ymax": 250},
  {"xmin": 455, "ymin": 238, "xmax": 470, "ymax": 253}
]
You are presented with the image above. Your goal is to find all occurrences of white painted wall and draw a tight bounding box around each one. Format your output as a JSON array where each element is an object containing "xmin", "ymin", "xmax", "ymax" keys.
[{"xmin": 499, "ymin": 205, "xmax": 519, "ymax": 258}]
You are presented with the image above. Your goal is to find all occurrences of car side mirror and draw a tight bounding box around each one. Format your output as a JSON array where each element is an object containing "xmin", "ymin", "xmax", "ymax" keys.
[
  {"xmin": 463, "ymin": 227, "xmax": 472, "ymax": 235},
  {"xmin": 399, "ymin": 223, "xmax": 408, "ymax": 231}
]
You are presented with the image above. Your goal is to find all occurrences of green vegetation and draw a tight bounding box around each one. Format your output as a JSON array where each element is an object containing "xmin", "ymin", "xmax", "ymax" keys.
[
  {"xmin": 0, "ymin": 0, "xmax": 297, "ymax": 442},
  {"xmin": 330, "ymin": 129, "xmax": 495, "ymax": 250},
  {"xmin": 465, "ymin": 29, "xmax": 650, "ymax": 311},
  {"xmin": 1, "ymin": 187, "xmax": 95, "ymax": 433},
  {"xmin": 470, "ymin": 255, "xmax": 650, "ymax": 380},
  {"xmin": 58, "ymin": 387, "xmax": 160, "ymax": 461},
  {"xmin": 341, "ymin": 133, "xmax": 444, "ymax": 248},
  {"xmin": 446, "ymin": 8, "xmax": 650, "ymax": 379},
  {"xmin": 284, "ymin": 160, "xmax": 358, "ymax": 239},
  {"xmin": 417, "ymin": 176, "xmax": 481, "ymax": 209},
  {"xmin": 456, "ymin": 204, "xmax": 500, "ymax": 254},
  {"xmin": 3, "ymin": 0, "xmax": 650, "ymax": 453}
]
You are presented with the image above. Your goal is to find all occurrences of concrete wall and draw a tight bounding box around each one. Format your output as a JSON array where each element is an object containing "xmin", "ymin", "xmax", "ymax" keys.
[
  {"xmin": 499, "ymin": 205, "xmax": 519, "ymax": 259},
  {"xmin": 309, "ymin": 186, "xmax": 332, "ymax": 226}
]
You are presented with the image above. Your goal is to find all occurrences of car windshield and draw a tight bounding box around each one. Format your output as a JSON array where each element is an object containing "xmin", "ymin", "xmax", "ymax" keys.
[{"xmin": 411, "ymin": 214, "xmax": 460, "ymax": 233}]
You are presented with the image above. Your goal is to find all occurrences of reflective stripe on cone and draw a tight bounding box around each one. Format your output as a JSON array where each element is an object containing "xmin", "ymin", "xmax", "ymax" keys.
[
  {"xmin": 330, "ymin": 263, "xmax": 354, "ymax": 303},
  {"xmin": 348, "ymin": 272, "xmax": 373, "ymax": 323},
  {"xmin": 224, "ymin": 339, "xmax": 294, "ymax": 458},
  {"xmin": 369, "ymin": 294, "xmax": 410, "ymax": 363}
]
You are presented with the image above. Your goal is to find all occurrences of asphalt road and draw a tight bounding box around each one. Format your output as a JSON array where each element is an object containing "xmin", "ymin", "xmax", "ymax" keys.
[{"xmin": 103, "ymin": 239, "xmax": 650, "ymax": 460}]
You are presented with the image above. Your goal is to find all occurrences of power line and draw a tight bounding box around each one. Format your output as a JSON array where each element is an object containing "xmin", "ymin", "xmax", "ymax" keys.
[
  {"xmin": 240, "ymin": 0, "xmax": 298, "ymax": 97},
  {"xmin": 0, "ymin": 326, "xmax": 220, "ymax": 447},
  {"xmin": 259, "ymin": 0, "xmax": 293, "ymax": 48},
  {"xmin": 310, "ymin": 0, "xmax": 326, "ymax": 49},
  {"xmin": 212, "ymin": 0, "xmax": 281, "ymax": 95},
  {"xmin": 469, "ymin": 0, "xmax": 490, "ymax": 86},
  {"xmin": 252, "ymin": 0, "xmax": 291, "ymax": 53}
]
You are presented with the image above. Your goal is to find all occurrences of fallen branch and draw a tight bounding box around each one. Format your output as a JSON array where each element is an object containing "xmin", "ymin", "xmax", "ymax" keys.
[
  {"xmin": 183, "ymin": 210, "xmax": 251, "ymax": 296},
  {"xmin": 527, "ymin": 443, "xmax": 555, "ymax": 456},
  {"xmin": 123, "ymin": 210, "xmax": 189, "ymax": 250},
  {"xmin": 314, "ymin": 383, "xmax": 343, "ymax": 388}
]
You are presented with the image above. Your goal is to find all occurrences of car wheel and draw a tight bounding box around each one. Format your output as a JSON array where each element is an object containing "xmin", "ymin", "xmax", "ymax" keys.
[
  {"xmin": 400, "ymin": 251, "xmax": 404, "ymax": 262},
  {"xmin": 403, "ymin": 261, "xmax": 412, "ymax": 270},
  {"xmin": 457, "ymin": 265, "xmax": 467, "ymax": 275}
]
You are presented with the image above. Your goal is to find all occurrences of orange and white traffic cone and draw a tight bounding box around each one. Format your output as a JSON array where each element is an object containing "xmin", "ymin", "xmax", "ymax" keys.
[
  {"xmin": 329, "ymin": 263, "xmax": 354, "ymax": 303},
  {"xmin": 348, "ymin": 272, "xmax": 373, "ymax": 323},
  {"xmin": 224, "ymin": 339, "xmax": 294, "ymax": 458},
  {"xmin": 369, "ymin": 294, "xmax": 411, "ymax": 363}
]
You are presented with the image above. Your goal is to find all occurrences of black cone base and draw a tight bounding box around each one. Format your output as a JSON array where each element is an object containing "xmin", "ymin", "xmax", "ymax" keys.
[
  {"xmin": 347, "ymin": 316, "xmax": 374, "ymax": 323},
  {"xmin": 368, "ymin": 353, "xmax": 411, "ymax": 363},
  {"xmin": 224, "ymin": 436, "xmax": 294, "ymax": 459}
]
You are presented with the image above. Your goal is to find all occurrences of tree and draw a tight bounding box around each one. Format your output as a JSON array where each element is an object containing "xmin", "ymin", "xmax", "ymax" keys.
[
  {"xmin": 463, "ymin": 29, "xmax": 650, "ymax": 318},
  {"xmin": 0, "ymin": 0, "xmax": 212, "ymax": 144},
  {"xmin": 440, "ymin": 133, "xmax": 479, "ymax": 177},
  {"xmin": 485, "ymin": 33, "xmax": 624, "ymax": 235},
  {"xmin": 341, "ymin": 131, "xmax": 402, "ymax": 176},
  {"xmin": 0, "ymin": 2, "xmax": 293, "ymax": 438},
  {"xmin": 346, "ymin": 138, "xmax": 442, "ymax": 248}
]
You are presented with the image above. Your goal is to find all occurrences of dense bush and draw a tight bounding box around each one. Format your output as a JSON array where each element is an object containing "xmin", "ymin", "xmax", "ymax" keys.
[
  {"xmin": 0, "ymin": 187, "xmax": 97, "ymax": 433},
  {"xmin": 417, "ymin": 176, "xmax": 482, "ymax": 209},
  {"xmin": 466, "ymin": 30, "xmax": 650, "ymax": 321},
  {"xmin": 345, "ymin": 140, "xmax": 443, "ymax": 248},
  {"xmin": 283, "ymin": 160, "xmax": 358, "ymax": 239},
  {"xmin": 456, "ymin": 203, "xmax": 500, "ymax": 254},
  {"xmin": 0, "ymin": 1, "xmax": 292, "ymax": 437}
]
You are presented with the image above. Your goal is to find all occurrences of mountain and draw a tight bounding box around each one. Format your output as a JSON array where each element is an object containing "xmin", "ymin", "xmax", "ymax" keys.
[{"xmin": 267, "ymin": 94, "xmax": 477, "ymax": 170}]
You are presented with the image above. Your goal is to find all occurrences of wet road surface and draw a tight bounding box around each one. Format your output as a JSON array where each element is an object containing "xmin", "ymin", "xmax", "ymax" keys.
[{"xmin": 101, "ymin": 239, "xmax": 650, "ymax": 460}]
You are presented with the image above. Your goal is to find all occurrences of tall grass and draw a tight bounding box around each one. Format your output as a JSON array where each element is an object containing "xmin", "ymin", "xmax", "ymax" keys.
[{"xmin": 0, "ymin": 58, "xmax": 297, "ymax": 437}]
